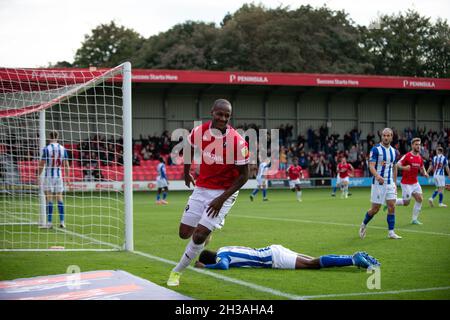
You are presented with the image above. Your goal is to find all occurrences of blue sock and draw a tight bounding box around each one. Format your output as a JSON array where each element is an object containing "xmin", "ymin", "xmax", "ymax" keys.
[
  {"xmin": 363, "ymin": 212, "xmax": 373, "ymax": 225},
  {"xmin": 156, "ymin": 194, "xmax": 161, "ymax": 201},
  {"xmin": 319, "ymin": 255, "xmax": 354, "ymax": 268},
  {"xmin": 387, "ymin": 214, "xmax": 395, "ymax": 231},
  {"xmin": 332, "ymin": 186, "xmax": 337, "ymax": 193},
  {"xmin": 262, "ymin": 189, "xmax": 267, "ymax": 198},
  {"xmin": 439, "ymin": 192, "xmax": 443, "ymax": 204},
  {"xmin": 162, "ymin": 192, "xmax": 167, "ymax": 200},
  {"xmin": 432, "ymin": 191, "xmax": 438, "ymax": 199},
  {"xmin": 251, "ymin": 189, "xmax": 259, "ymax": 196},
  {"xmin": 47, "ymin": 202, "xmax": 53, "ymax": 223},
  {"xmin": 58, "ymin": 201, "xmax": 64, "ymax": 223}
]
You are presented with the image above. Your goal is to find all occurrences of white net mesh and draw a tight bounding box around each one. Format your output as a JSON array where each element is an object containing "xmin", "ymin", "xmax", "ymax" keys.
[{"xmin": 0, "ymin": 65, "xmax": 130, "ymax": 251}]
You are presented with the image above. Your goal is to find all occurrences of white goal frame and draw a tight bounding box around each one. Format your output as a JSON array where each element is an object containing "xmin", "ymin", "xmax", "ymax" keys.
[{"xmin": 0, "ymin": 62, "xmax": 133, "ymax": 252}]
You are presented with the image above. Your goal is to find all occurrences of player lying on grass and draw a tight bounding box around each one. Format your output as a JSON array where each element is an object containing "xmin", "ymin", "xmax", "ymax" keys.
[{"xmin": 194, "ymin": 245, "xmax": 380, "ymax": 270}]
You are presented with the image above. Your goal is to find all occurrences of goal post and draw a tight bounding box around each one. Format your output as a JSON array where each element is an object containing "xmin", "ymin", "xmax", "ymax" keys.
[{"xmin": 0, "ymin": 62, "xmax": 133, "ymax": 251}]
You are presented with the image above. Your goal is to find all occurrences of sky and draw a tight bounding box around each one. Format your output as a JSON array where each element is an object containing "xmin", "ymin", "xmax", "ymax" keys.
[{"xmin": 1, "ymin": 0, "xmax": 449, "ymax": 68}]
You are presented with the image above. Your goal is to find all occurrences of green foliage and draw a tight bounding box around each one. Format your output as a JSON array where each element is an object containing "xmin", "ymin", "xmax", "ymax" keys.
[
  {"xmin": 65, "ymin": 6, "xmax": 449, "ymax": 77},
  {"xmin": 133, "ymin": 21, "xmax": 219, "ymax": 70},
  {"xmin": 361, "ymin": 10, "xmax": 450, "ymax": 77},
  {"xmin": 73, "ymin": 21, "xmax": 144, "ymax": 68}
]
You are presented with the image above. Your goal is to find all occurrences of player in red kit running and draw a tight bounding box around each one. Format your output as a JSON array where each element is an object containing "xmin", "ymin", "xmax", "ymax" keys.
[
  {"xmin": 287, "ymin": 157, "xmax": 304, "ymax": 202},
  {"xmin": 336, "ymin": 157, "xmax": 354, "ymax": 199},
  {"xmin": 167, "ymin": 99, "xmax": 249, "ymax": 286},
  {"xmin": 389, "ymin": 138, "xmax": 429, "ymax": 225}
]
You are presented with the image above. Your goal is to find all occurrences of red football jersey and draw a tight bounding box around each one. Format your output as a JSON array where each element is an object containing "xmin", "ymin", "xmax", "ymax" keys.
[
  {"xmin": 188, "ymin": 121, "xmax": 249, "ymax": 190},
  {"xmin": 399, "ymin": 151, "xmax": 423, "ymax": 184},
  {"xmin": 338, "ymin": 163, "xmax": 353, "ymax": 178},
  {"xmin": 288, "ymin": 165, "xmax": 303, "ymax": 180}
]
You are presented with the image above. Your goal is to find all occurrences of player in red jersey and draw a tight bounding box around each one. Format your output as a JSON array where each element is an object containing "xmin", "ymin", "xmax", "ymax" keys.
[
  {"xmin": 336, "ymin": 157, "xmax": 354, "ymax": 199},
  {"xmin": 167, "ymin": 99, "xmax": 249, "ymax": 286},
  {"xmin": 287, "ymin": 157, "xmax": 304, "ymax": 202},
  {"xmin": 392, "ymin": 138, "xmax": 429, "ymax": 225}
]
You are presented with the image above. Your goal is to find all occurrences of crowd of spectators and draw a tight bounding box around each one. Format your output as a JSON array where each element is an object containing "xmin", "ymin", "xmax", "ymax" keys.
[
  {"xmin": 2, "ymin": 125, "xmax": 449, "ymax": 181},
  {"xmin": 280, "ymin": 126, "xmax": 450, "ymax": 178}
]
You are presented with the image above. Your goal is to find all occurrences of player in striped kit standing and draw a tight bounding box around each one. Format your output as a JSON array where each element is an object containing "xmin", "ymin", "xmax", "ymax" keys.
[
  {"xmin": 38, "ymin": 131, "xmax": 69, "ymax": 229},
  {"xmin": 250, "ymin": 158, "xmax": 270, "ymax": 201},
  {"xmin": 427, "ymin": 147, "xmax": 450, "ymax": 207},
  {"xmin": 359, "ymin": 128, "xmax": 402, "ymax": 239},
  {"xmin": 155, "ymin": 157, "xmax": 169, "ymax": 205}
]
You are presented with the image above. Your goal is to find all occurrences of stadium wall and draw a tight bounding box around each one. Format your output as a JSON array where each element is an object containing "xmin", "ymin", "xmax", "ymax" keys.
[
  {"xmin": 18, "ymin": 69, "xmax": 448, "ymax": 141},
  {"xmin": 129, "ymin": 87, "xmax": 449, "ymax": 140}
]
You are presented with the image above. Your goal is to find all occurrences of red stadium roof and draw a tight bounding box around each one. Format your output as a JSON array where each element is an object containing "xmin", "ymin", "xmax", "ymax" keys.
[{"xmin": 1, "ymin": 68, "xmax": 450, "ymax": 91}]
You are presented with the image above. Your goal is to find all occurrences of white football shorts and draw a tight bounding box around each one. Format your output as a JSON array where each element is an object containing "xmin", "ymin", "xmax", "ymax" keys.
[
  {"xmin": 401, "ymin": 183, "xmax": 422, "ymax": 200},
  {"xmin": 256, "ymin": 177, "xmax": 267, "ymax": 187},
  {"xmin": 42, "ymin": 176, "xmax": 64, "ymax": 193},
  {"xmin": 270, "ymin": 245, "xmax": 298, "ymax": 269},
  {"xmin": 181, "ymin": 187, "xmax": 238, "ymax": 231},
  {"xmin": 156, "ymin": 177, "xmax": 168, "ymax": 188},
  {"xmin": 336, "ymin": 176, "xmax": 349, "ymax": 185},
  {"xmin": 434, "ymin": 176, "xmax": 446, "ymax": 187},
  {"xmin": 370, "ymin": 182, "xmax": 397, "ymax": 204},
  {"xmin": 289, "ymin": 179, "xmax": 301, "ymax": 189}
]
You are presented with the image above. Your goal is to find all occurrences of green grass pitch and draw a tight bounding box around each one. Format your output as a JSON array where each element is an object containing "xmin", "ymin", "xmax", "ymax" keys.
[{"xmin": 1, "ymin": 186, "xmax": 449, "ymax": 300}]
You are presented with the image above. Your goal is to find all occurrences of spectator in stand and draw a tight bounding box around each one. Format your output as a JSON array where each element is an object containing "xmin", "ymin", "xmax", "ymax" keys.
[
  {"xmin": 319, "ymin": 124, "xmax": 328, "ymax": 151},
  {"xmin": 117, "ymin": 150, "xmax": 124, "ymax": 165},
  {"xmin": 343, "ymin": 131, "xmax": 352, "ymax": 150},
  {"xmin": 348, "ymin": 145, "xmax": 359, "ymax": 167},
  {"xmin": 279, "ymin": 147, "xmax": 287, "ymax": 170},
  {"xmin": 350, "ymin": 127, "xmax": 361, "ymax": 146},
  {"xmin": 279, "ymin": 124, "xmax": 286, "ymax": 146},
  {"xmin": 307, "ymin": 127, "xmax": 314, "ymax": 150},
  {"xmin": 132, "ymin": 152, "xmax": 141, "ymax": 166},
  {"xmin": 285, "ymin": 123, "xmax": 294, "ymax": 145},
  {"xmin": 141, "ymin": 144, "xmax": 153, "ymax": 160},
  {"xmin": 298, "ymin": 151, "xmax": 308, "ymax": 169}
]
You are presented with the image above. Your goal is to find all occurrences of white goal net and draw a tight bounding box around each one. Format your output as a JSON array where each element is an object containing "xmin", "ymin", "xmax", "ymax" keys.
[{"xmin": 0, "ymin": 63, "xmax": 133, "ymax": 251}]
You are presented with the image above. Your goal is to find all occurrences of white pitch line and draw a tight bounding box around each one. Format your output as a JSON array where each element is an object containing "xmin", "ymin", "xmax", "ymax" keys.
[
  {"xmin": 5, "ymin": 213, "xmax": 448, "ymax": 300},
  {"xmin": 233, "ymin": 214, "xmax": 450, "ymax": 237},
  {"xmin": 132, "ymin": 250, "xmax": 303, "ymax": 300},
  {"xmin": 299, "ymin": 286, "xmax": 450, "ymax": 300}
]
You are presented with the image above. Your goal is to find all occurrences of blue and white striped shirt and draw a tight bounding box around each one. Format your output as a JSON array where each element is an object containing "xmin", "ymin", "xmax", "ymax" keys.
[
  {"xmin": 256, "ymin": 162, "xmax": 269, "ymax": 180},
  {"xmin": 205, "ymin": 246, "xmax": 273, "ymax": 269},
  {"xmin": 41, "ymin": 143, "xmax": 68, "ymax": 177},
  {"xmin": 432, "ymin": 155, "xmax": 448, "ymax": 177},
  {"xmin": 157, "ymin": 162, "xmax": 166, "ymax": 180},
  {"xmin": 369, "ymin": 144, "xmax": 397, "ymax": 185}
]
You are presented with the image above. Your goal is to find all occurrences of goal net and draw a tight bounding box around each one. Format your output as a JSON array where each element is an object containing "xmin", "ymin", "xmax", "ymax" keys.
[{"xmin": 0, "ymin": 63, "xmax": 133, "ymax": 251}]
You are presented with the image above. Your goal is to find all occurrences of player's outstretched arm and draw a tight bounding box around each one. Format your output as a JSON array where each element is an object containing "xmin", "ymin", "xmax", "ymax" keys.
[
  {"xmin": 38, "ymin": 160, "xmax": 45, "ymax": 177},
  {"xmin": 396, "ymin": 157, "xmax": 410, "ymax": 171},
  {"xmin": 183, "ymin": 146, "xmax": 196, "ymax": 188},
  {"xmin": 427, "ymin": 163, "xmax": 434, "ymax": 175},
  {"xmin": 420, "ymin": 165, "xmax": 429, "ymax": 178},
  {"xmin": 205, "ymin": 259, "xmax": 230, "ymax": 270},
  {"xmin": 393, "ymin": 163, "xmax": 398, "ymax": 185},
  {"xmin": 369, "ymin": 162, "xmax": 383, "ymax": 184},
  {"xmin": 207, "ymin": 164, "xmax": 249, "ymax": 217}
]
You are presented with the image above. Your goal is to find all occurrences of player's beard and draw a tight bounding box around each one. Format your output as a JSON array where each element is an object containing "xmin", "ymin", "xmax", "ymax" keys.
[{"xmin": 213, "ymin": 119, "xmax": 228, "ymax": 133}]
